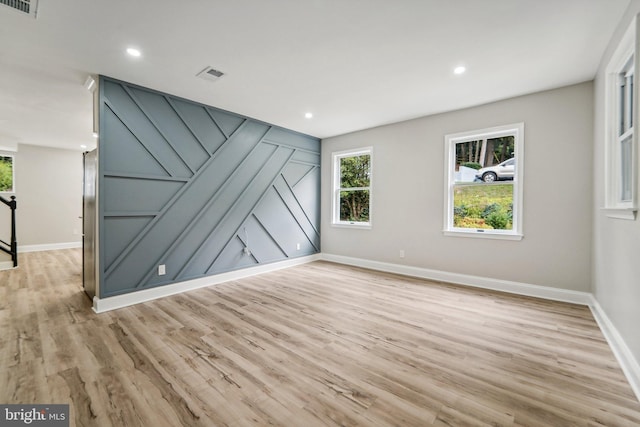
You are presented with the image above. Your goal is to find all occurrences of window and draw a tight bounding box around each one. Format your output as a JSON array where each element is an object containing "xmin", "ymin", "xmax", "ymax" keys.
[
  {"xmin": 620, "ymin": 59, "xmax": 634, "ymax": 202},
  {"xmin": 605, "ymin": 17, "xmax": 637, "ymax": 219},
  {"xmin": 444, "ymin": 123, "xmax": 524, "ymax": 240},
  {"xmin": 332, "ymin": 147, "xmax": 372, "ymax": 227},
  {"xmin": 0, "ymin": 155, "xmax": 14, "ymax": 193}
]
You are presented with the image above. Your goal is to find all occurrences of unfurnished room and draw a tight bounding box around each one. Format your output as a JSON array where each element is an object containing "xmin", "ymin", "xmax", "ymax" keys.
[{"xmin": 1, "ymin": 1, "xmax": 640, "ymax": 426}]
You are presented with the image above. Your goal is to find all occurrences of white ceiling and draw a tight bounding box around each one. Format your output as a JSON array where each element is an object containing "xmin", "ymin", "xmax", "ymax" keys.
[{"xmin": 0, "ymin": 0, "xmax": 631, "ymax": 151}]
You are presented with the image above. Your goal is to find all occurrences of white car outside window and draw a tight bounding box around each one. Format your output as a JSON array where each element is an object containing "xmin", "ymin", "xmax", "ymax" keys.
[{"xmin": 476, "ymin": 158, "xmax": 515, "ymax": 182}]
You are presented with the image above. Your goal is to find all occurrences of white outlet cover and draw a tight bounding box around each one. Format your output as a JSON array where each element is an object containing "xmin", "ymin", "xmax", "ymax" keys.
[{"xmin": 158, "ymin": 264, "xmax": 166, "ymax": 275}]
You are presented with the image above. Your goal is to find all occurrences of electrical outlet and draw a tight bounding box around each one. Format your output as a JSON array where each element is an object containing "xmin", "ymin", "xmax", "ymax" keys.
[
  {"xmin": 296, "ymin": 243, "xmax": 301, "ymax": 250},
  {"xmin": 158, "ymin": 264, "xmax": 166, "ymax": 275},
  {"xmin": 399, "ymin": 250, "xmax": 405, "ymax": 258},
  {"xmin": 243, "ymin": 247, "xmax": 251, "ymax": 256}
]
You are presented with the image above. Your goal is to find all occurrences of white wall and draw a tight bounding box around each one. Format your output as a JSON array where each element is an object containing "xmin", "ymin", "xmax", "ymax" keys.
[
  {"xmin": 0, "ymin": 144, "xmax": 83, "ymax": 262},
  {"xmin": 593, "ymin": 1, "xmax": 640, "ymax": 374},
  {"xmin": 322, "ymin": 82, "xmax": 594, "ymax": 292}
]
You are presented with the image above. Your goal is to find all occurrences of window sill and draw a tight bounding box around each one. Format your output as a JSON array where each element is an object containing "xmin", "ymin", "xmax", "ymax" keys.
[
  {"xmin": 601, "ymin": 207, "xmax": 637, "ymax": 220},
  {"xmin": 332, "ymin": 222, "xmax": 372, "ymax": 230},
  {"xmin": 443, "ymin": 230, "xmax": 523, "ymax": 241}
]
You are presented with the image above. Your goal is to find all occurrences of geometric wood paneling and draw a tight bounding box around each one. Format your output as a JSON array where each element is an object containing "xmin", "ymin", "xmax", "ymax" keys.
[{"xmin": 98, "ymin": 76, "xmax": 320, "ymax": 298}]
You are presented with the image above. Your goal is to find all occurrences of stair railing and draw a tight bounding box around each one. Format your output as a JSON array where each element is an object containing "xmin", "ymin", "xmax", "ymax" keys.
[{"xmin": 0, "ymin": 195, "xmax": 17, "ymax": 267}]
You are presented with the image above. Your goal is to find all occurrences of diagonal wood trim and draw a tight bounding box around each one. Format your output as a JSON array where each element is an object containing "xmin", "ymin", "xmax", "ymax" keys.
[
  {"xmin": 262, "ymin": 138, "xmax": 322, "ymax": 155},
  {"xmin": 202, "ymin": 148, "xmax": 297, "ymax": 275},
  {"xmin": 291, "ymin": 164, "xmax": 318, "ymax": 188},
  {"xmin": 280, "ymin": 172, "xmax": 320, "ymax": 236},
  {"xmin": 103, "ymin": 119, "xmax": 274, "ymax": 295},
  {"xmin": 103, "ymin": 100, "xmax": 172, "ymax": 176},
  {"xmin": 99, "ymin": 76, "xmax": 320, "ymax": 299},
  {"xmin": 150, "ymin": 138, "xmax": 282, "ymax": 283},
  {"xmin": 248, "ymin": 213, "xmax": 289, "ymax": 258},
  {"xmin": 235, "ymin": 234, "xmax": 260, "ymax": 263},
  {"xmin": 204, "ymin": 107, "xmax": 229, "ymax": 139},
  {"xmin": 203, "ymin": 151, "xmax": 300, "ymax": 275},
  {"xmin": 164, "ymin": 95, "xmax": 211, "ymax": 156},
  {"xmin": 103, "ymin": 172, "xmax": 190, "ymax": 182},
  {"xmin": 289, "ymin": 159, "xmax": 320, "ymax": 167},
  {"xmin": 272, "ymin": 178, "xmax": 319, "ymax": 251},
  {"xmin": 121, "ymin": 85, "xmax": 196, "ymax": 175},
  {"xmin": 104, "ymin": 212, "xmax": 159, "ymax": 218},
  {"xmin": 103, "ymin": 120, "xmax": 249, "ymax": 278}
]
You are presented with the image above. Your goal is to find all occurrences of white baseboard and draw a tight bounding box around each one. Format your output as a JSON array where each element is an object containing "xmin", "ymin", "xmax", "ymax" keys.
[
  {"xmin": 19, "ymin": 241, "xmax": 82, "ymax": 253},
  {"xmin": 321, "ymin": 253, "xmax": 640, "ymax": 403},
  {"xmin": 589, "ymin": 296, "xmax": 640, "ymax": 402},
  {"xmin": 18, "ymin": 244, "xmax": 638, "ymax": 403},
  {"xmin": 93, "ymin": 254, "xmax": 322, "ymax": 313},
  {"xmin": 0, "ymin": 260, "xmax": 15, "ymax": 271},
  {"xmin": 321, "ymin": 253, "xmax": 592, "ymax": 305},
  {"xmin": 0, "ymin": 243, "xmax": 81, "ymax": 270}
]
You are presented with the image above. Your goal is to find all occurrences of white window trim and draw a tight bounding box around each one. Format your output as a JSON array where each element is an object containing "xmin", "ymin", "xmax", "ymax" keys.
[
  {"xmin": 443, "ymin": 123, "xmax": 524, "ymax": 240},
  {"xmin": 604, "ymin": 15, "xmax": 638, "ymax": 220},
  {"xmin": 331, "ymin": 147, "xmax": 373, "ymax": 229}
]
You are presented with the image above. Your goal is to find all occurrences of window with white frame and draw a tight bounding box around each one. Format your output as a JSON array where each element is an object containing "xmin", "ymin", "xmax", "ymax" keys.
[
  {"xmin": 0, "ymin": 154, "xmax": 15, "ymax": 193},
  {"xmin": 444, "ymin": 123, "xmax": 524, "ymax": 240},
  {"xmin": 332, "ymin": 147, "xmax": 372, "ymax": 227},
  {"xmin": 619, "ymin": 59, "xmax": 634, "ymax": 202},
  {"xmin": 605, "ymin": 17, "xmax": 637, "ymax": 219}
]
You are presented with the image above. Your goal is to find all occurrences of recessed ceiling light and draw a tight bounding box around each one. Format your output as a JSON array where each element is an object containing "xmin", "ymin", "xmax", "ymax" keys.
[
  {"xmin": 454, "ymin": 66, "xmax": 466, "ymax": 75},
  {"xmin": 80, "ymin": 145, "xmax": 87, "ymax": 149},
  {"xmin": 126, "ymin": 47, "xmax": 141, "ymax": 57},
  {"xmin": 305, "ymin": 112, "xmax": 313, "ymax": 119}
]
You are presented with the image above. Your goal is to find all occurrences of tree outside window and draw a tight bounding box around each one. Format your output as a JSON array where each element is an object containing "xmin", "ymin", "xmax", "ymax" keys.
[
  {"xmin": 0, "ymin": 155, "xmax": 14, "ymax": 192},
  {"xmin": 453, "ymin": 136, "xmax": 515, "ymax": 230},
  {"xmin": 444, "ymin": 123, "xmax": 524, "ymax": 240},
  {"xmin": 333, "ymin": 148, "xmax": 372, "ymax": 227}
]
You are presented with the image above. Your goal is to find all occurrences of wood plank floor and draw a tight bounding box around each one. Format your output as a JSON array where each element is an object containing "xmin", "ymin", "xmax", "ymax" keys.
[{"xmin": 1, "ymin": 249, "xmax": 640, "ymax": 426}]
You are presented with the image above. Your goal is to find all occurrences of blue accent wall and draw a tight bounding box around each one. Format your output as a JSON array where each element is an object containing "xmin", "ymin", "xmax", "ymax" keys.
[{"xmin": 98, "ymin": 77, "xmax": 320, "ymax": 298}]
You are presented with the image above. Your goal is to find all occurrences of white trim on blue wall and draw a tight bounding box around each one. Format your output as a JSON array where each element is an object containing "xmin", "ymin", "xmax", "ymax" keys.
[{"xmin": 93, "ymin": 253, "xmax": 322, "ymax": 313}]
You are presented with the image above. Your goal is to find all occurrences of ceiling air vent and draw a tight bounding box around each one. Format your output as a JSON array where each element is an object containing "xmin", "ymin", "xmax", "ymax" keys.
[
  {"xmin": 0, "ymin": 0, "xmax": 39, "ymax": 18},
  {"xmin": 197, "ymin": 66, "xmax": 225, "ymax": 82}
]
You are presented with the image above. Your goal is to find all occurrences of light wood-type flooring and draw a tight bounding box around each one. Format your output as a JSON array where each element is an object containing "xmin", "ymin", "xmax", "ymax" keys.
[{"xmin": 1, "ymin": 249, "xmax": 640, "ymax": 426}]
